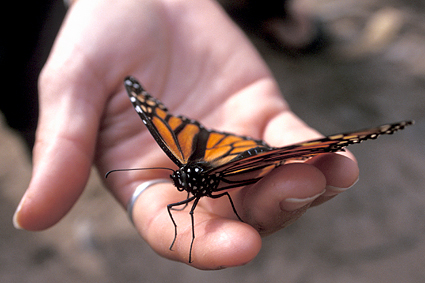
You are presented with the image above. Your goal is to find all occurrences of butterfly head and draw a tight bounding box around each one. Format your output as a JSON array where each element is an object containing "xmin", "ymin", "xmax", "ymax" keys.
[{"xmin": 170, "ymin": 164, "xmax": 221, "ymax": 197}]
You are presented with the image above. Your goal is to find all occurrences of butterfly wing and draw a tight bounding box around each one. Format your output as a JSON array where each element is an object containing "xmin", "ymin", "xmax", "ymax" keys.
[
  {"xmin": 125, "ymin": 77, "xmax": 413, "ymax": 189},
  {"xmin": 210, "ymin": 120, "xmax": 414, "ymax": 188},
  {"xmin": 124, "ymin": 76, "xmax": 271, "ymax": 168}
]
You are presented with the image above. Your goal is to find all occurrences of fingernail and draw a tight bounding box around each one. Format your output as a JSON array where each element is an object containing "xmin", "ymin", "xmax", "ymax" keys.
[
  {"xmin": 13, "ymin": 199, "xmax": 24, "ymax": 230},
  {"xmin": 280, "ymin": 189, "xmax": 326, "ymax": 211},
  {"xmin": 323, "ymin": 177, "xmax": 359, "ymax": 197}
]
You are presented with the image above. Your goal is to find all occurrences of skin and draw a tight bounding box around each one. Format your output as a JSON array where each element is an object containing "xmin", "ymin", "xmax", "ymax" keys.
[{"xmin": 13, "ymin": 0, "xmax": 359, "ymax": 270}]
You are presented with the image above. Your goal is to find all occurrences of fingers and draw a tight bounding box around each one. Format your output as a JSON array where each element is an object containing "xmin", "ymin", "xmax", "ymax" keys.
[
  {"xmin": 14, "ymin": 137, "xmax": 92, "ymax": 230},
  {"xmin": 13, "ymin": 73, "xmax": 105, "ymax": 230},
  {"xmin": 238, "ymin": 153, "xmax": 359, "ymax": 235},
  {"xmin": 131, "ymin": 182, "xmax": 261, "ymax": 269},
  {"xmin": 308, "ymin": 153, "xmax": 359, "ymax": 206},
  {"xmin": 237, "ymin": 155, "xmax": 358, "ymax": 234},
  {"xmin": 239, "ymin": 163, "xmax": 327, "ymax": 236}
]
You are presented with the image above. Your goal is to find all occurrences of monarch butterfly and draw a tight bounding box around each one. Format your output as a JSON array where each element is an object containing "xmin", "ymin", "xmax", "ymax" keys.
[{"xmin": 110, "ymin": 76, "xmax": 413, "ymax": 263}]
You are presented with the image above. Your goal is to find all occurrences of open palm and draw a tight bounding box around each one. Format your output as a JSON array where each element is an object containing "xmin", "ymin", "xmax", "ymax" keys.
[{"xmin": 14, "ymin": 0, "xmax": 358, "ymax": 269}]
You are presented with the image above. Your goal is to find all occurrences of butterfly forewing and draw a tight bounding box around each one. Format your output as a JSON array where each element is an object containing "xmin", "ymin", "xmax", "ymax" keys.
[
  {"xmin": 212, "ymin": 120, "xmax": 414, "ymax": 181},
  {"xmin": 126, "ymin": 78, "xmax": 192, "ymax": 166},
  {"xmin": 125, "ymin": 76, "xmax": 270, "ymax": 168}
]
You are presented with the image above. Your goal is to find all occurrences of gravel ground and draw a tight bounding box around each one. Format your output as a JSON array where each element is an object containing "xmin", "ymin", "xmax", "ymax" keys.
[{"xmin": 1, "ymin": 0, "xmax": 424, "ymax": 282}]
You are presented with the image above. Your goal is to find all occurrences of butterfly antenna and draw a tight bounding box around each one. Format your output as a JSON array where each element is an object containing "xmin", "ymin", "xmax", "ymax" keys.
[{"xmin": 105, "ymin": 167, "xmax": 175, "ymax": 178}]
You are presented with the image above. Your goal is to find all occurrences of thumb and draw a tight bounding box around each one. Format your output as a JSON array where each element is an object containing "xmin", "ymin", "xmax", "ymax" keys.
[{"xmin": 13, "ymin": 73, "xmax": 105, "ymax": 230}]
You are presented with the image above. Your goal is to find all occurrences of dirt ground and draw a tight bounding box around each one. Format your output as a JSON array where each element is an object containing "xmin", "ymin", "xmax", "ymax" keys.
[{"xmin": 1, "ymin": 0, "xmax": 424, "ymax": 282}]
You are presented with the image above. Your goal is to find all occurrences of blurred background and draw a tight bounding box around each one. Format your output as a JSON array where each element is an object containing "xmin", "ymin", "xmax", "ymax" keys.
[{"xmin": 1, "ymin": 0, "xmax": 423, "ymax": 282}]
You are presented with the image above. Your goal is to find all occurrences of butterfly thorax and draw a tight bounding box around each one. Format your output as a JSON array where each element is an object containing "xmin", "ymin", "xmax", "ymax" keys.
[{"xmin": 170, "ymin": 164, "xmax": 221, "ymax": 197}]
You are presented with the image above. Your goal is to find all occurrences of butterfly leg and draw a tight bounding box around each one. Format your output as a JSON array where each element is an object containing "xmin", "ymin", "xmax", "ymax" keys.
[
  {"xmin": 210, "ymin": 192, "xmax": 243, "ymax": 222},
  {"xmin": 171, "ymin": 192, "xmax": 191, "ymax": 211},
  {"xmin": 188, "ymin": 197, "xmax": 201, "ymax": 263},
  {"xmin": 167, "ymin": 196, "xmax": 196, "ymax": 253}
]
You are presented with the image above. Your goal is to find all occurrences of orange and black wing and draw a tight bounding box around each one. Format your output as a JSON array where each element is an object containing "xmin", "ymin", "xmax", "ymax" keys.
[
  {"xmin": 125, "ymin": 76, "xmax": 413, "ymax": 187},
  {"xmin": 211, "ymin": 120, "xmax": 414, "ymax": 188},
  {"xmin": 124, "ymin": 76, "xmax": 271, "ymax": 168}
]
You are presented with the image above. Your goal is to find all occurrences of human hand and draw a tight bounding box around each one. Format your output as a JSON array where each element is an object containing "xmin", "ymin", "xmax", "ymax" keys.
[{"xmin": 14, "ymin": 0, "xmax": 359, "ymax": 269}]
